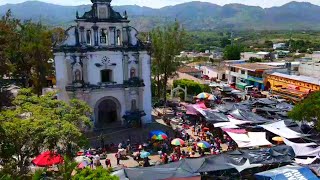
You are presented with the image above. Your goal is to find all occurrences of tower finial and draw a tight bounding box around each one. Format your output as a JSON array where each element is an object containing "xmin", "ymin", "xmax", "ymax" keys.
[{"xmin": 123, "ymin": 11, "xmax": 128, "ymax": 19}]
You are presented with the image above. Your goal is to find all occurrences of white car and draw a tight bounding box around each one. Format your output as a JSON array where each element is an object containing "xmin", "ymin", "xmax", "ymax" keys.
[{"xmin": 269, "ymin": 95, "xmax": 287, "ymax": 103}]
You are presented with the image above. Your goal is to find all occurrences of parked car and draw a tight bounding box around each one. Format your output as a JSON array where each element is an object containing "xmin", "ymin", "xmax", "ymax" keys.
[
  {"xmin": 269, "ymin": 95, "xmax": 287, "ymax": 103},
  {"xmin": 202, "ymin": 75, "xmax": 210, "ymax": 80}
]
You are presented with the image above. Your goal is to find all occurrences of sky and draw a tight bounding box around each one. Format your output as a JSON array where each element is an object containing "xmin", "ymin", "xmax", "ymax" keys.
[{"xmin": 0, "ymin": 0, "xmax": 320, "ymax": 8}]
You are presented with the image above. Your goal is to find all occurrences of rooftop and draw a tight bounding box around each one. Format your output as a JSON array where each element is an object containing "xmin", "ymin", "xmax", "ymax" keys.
[
  {"xmin": 259, "ymin": 61, "xmax": 300, "ymax": 67},
  {"xmin": 270, "ymin": 72, "xmax": 320, "ymax": 85},
  {"xmin": 178, "ymin": 66, "xmax": 202, "ymax": 73},
  {"xmin": 229, "ymin": 63, "xmax": 280, "ymax": 71}
]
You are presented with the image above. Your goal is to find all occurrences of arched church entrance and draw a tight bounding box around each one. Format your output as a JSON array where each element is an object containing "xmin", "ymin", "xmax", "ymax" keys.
[{"xmin": 95, "ymin": 97, "xmax": 121, "ymax": 127}]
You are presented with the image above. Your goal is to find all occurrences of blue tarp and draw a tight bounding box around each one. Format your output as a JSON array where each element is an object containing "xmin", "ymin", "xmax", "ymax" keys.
[{"xmin": 255, "ymin": 165, "xmax": 319, "ymax": 180}]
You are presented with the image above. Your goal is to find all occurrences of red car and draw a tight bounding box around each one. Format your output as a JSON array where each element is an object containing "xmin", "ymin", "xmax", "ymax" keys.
[{"xmin": 202, "ymin": 75, "xmax": 210, "ymax": 80}]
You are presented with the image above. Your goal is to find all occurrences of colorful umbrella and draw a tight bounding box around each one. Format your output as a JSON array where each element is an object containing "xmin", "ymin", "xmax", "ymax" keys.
[
  {"xmin": 140, "ymin": 151, "xmax": 151, "ymax": 158},
  {"xmin": 196, "ymin": 92, "xmax": 211, "ymax": 99},
  {"xmin": 208, "ymin": 94, "xmax": 216, "ymax": 101},
  {"xmin": 149, "ymin": 130, "xmax": 168, "ymax": 140},
  {"xmin": 171, "ymin": 138, "xmax": 185, "ymax": 146},
  {"xmin": 32, "ymin": 151, "xmax": 63, "ymax": 167},
  {"xmin": 197, "ymin": 141, "xmax": 211, "ymax": 149}
]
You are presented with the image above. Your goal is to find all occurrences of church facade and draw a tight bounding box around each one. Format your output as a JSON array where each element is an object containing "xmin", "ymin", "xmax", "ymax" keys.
[{"xmin": 54, "ymin": 0, "xmax": 152, "ymax": 129}]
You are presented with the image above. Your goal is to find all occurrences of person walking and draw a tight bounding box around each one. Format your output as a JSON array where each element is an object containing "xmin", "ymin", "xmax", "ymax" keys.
[
  {"xmin": 105, "ymin": 155, "xmax": 112, "ymax": 168},
  {"xmin": 115, "ymin": 152, "xmax": 121, "ymax": 165}
]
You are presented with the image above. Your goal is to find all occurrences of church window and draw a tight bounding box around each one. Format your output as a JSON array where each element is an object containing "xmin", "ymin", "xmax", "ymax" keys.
[
  {"xmin": 131, "ymin": 99, "xmax": 137, "ymax": 111},
  {"xmin": 101, "ymin": 69, "xmax": 112, "ymax": 82},
  {"xmin": 94, "ymin": 30, "xmax": 98, "ymax": 46},
  {"xmin": 100, "ymin": 29, "xmax": 108, "ymax": 44},
  {"xmin": 130, "ymin": 68, "xmax": 136, "ymax": 78},
  {"xmin": 116, "ymin": 30, "xmax": 121, "ymax": 46},
  {"xmin": 86, "ymin": 30, "xmax": 91, "ymax": 45},
  {"xmin": 74, "ymin": 69, "xmax": 82, "ymax": 81},
  {"xmin": 80, "ymin": 27, "xmax": 85, "ymax": 44}
]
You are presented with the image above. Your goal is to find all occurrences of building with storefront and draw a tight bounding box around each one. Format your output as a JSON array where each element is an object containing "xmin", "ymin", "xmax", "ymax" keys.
[
  {"xmin": 53, "ymin": 0, "xmax": 152, "ymax": 129},
  {"xmin": 226, "ymin": 63, "xmax": 279, "ymax": 90}
]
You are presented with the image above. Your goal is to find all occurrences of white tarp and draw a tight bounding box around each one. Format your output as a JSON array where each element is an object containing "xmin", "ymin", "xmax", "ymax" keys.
[
  {"xmin": 214, "ymin": 116, "xmax": 250, "ymax": 128},
  {"xmin": 295, "ymin": 157, "xmax": 318, "ymax": 165},
  {"xmin": 284, "ymin": 138, "xmax": 320, "ymax": 157},
  {"xmin": 259, "ymin": 121, "xmax": 305, "ymax": 139},
  {"xmin": 226, "ymin": 131, "xmax": 272, "ymax": 148}
]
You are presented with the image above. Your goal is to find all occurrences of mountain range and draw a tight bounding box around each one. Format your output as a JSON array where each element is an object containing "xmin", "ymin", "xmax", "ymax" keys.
[{"xmin": 1, "ymin": 1, "xmax": 320, "ymax": 31}]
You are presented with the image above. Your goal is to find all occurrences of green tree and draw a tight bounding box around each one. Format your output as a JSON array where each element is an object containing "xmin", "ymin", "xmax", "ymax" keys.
[
  {"xmin": 73, "ymin": 167, "xmax": 119, "ymax": 180},
  {"xmin": 0, "ymin": 89, "xmax": 92, "ymax": 177},
  {"xmin": 223, "ymin": 45, "xmax": 242, "ymax": 60},
  {"xmin": 288, "ymin": 92, "xmax": 320, "ymax": 131},
  {"xmin": 173, "ymin": 79, "xmax": 210, "ymax": 96},
  {"xmin": 0, "ymin": 11, "xmax": 60, "ymax": 96},
  {"xmin": 220, "ymin": 37, "xmax": 231, "ymax": 48},
  {"xmin": 150, "ymin": 22, "xmax": 186, "ymax": 101}
]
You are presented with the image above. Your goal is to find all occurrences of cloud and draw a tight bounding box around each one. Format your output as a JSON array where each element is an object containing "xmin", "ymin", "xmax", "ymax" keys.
[{"xmin": 1, "ymin": 0, "xmax": 320, "ymax": 8}]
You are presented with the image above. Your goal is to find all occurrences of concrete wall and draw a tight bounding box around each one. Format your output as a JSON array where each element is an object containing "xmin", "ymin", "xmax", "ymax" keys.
[
  {"xmin": 141, "ymin": 52, "xmax": 152, "ymax": 123},
  {"xmin": 299, "ymin": 62, "xmax": 320, "ymax": 78},
  {"xmin": 86, "ymin": 51, "xmax": 124, "ymax": 85}
]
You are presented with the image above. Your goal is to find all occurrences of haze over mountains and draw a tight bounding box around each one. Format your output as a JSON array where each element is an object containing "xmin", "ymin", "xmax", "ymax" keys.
[{"xmin": 1, "ymin": 1, "xmax": 320, "ymax": 31}]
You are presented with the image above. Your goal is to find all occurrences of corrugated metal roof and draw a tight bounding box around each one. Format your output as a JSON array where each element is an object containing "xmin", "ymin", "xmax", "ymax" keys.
[{"xmin": 270, "ymin": 72, "xmax": 320, "ymax": 85}]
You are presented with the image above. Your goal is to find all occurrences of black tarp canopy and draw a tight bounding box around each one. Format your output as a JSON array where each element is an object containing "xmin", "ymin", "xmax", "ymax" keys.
[
  {"xmin": 253, "ymin": 98, "xmax": 277, "ymax": 106},
  {"xmin": 276, "ymin": 102, "xmax": 294, "ymax": 111},
  {"xmin": 113, "ymin": 146, "xmax": 295, "ymax": 180},
  {"xmin": 229, "ymin": 109, "xmax": 268, "ymax": 123},
  {"xmin": 203, "ymin": 111, "xmax": 230, "ymax": 123}
]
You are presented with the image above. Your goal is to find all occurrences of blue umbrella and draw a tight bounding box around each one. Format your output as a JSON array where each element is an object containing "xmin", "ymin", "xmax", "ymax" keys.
[
  {"xmin": 140, "ymin": 151, "xmax": 150, "ymax": 159},
  {"xmin": 149, "ymin": 130, "xmax": 168, "ymax": 140}
]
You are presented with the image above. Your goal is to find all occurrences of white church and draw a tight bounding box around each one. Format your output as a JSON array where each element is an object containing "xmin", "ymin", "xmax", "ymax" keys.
[{"xmin": 54, "ymin": 0, "xmax": 152, "ymax": 129}]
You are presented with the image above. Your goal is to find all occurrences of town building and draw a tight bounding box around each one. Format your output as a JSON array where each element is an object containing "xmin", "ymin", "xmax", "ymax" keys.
[
  {"xmin": 200, "ymin": 65, "xmax": 226, "ymax": 81},
  {"xmin": 53, "ymin": 0, "xmax": 152, "ymax": 129},
  {"xmin": 273, "ymin": 43, "xmax": 287, "ymax": 50},
  {"xmin": 226, "ymin": 63, "xmax": 280, "ymax": 90},
  {"xmin": 305, "ymin": 51, "xmax": 320, "ymax": 61},
  {"xmin": 241, "ymin": 52, "xmax": 271, "ymax": 60},
  {"xmin": 299, "ymin": 61, "xmax": 320, "ymax": 78},
  {"xmin": 177, "ymin": 66, "xmax": 202, "ymax": 78},
  {"xmin": 265, "ymin": 72, "xmax": 320, "ymax": 97}
]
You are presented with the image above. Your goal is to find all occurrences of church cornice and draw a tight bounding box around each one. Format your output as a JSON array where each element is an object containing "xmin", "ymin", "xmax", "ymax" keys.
[{"xmin": 53, "ymin": 45, "xmax": 150, "ymax": 53}]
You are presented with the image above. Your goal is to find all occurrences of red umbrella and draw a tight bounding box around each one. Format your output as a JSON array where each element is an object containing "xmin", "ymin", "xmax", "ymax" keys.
[{"xmin": 32, "ymin": 151, "xmax": 63, "ymax": 167}]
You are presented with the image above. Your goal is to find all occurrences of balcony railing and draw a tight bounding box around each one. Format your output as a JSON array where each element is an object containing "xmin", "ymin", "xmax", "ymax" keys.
[{"xmin": 65, "ymin": 78, "xmax": 145, "ymax": 92}]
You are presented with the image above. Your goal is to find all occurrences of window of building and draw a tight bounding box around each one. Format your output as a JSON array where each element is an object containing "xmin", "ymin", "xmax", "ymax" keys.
[
  {"xmin": 74, "ymin": 69, "xmax": 82, "ymax": 81},
  {"xmin": 131, "ymin": 99, "xmax": 137, "ymax": 111},
  {"xmin": 130, "ymin": 68, "xmax": 136, "ymax": 78},
  {"xmin": 86, "ymin": 30, "xmax": 91, "ymax": 45},
  {"xmin": 241, "ymin": 70, "xmax": 245, "ymax": 74},
  {"xmin": 100, "ymin": 29, "xmax": 108, "ymax": 44},
  {"xmin": 231, "ymin": 67, "xmax": 236, "ymax": 72},
  {"xmin": 116, "ymin": 30, "xmax": 121, "ymax": 46},
  {"xmin": 101, "ymin": 69, "xmax": 112, "ymax": 82}
]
